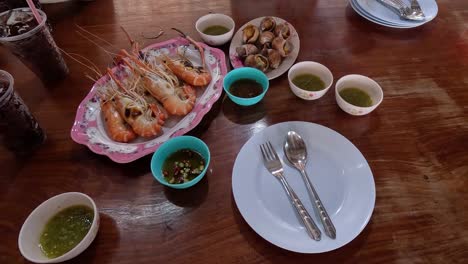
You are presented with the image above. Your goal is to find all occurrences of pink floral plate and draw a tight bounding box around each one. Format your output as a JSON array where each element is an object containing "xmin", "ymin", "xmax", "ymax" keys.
[
  {"xmin": 70, "ymin": 37, "xmax": 227, "ymax": 163},
  {"xmin": 229, "ymin": 16, "xmax": 300, "ymax": 80}
]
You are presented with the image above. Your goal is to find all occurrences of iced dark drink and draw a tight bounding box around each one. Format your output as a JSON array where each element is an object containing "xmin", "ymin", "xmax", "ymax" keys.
[
  {"xmin": 0, "ymin": 70, "xmax": 46, "ymax": 153},
  {"xmin": 0, "ymin": 8, "xmax": 68, "ymax": 83},
  {"xmin": 0, "ymin": 0, "xmax": 42, "ymax": 13}
]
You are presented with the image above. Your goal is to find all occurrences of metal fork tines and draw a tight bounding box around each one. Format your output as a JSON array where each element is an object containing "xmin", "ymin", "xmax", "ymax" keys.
[
  {"xmin": 394, "ymin": 0, "xmax": 425, "ymax": 18},
  {"xmin": 377, "ymin": 0, "xmax": 425, "ymax": 21},
  {"xmin": 409, "ymin": 0, "xmax": 422, "ymax": 11},
  {"xmin": 260, "ymin": 141, "xmax": 321, "ymax": 241}
]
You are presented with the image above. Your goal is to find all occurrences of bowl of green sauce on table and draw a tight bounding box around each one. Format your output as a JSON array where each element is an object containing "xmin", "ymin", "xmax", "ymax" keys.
[
  {"xmin": 19, "ymin": 192, "xmax": 99, "ymax": 263},
  {"xmin": 335, "ymin": 74, "xmax": 384, "ymax": 116},
  {"xmin": 288, "ymin": 61, "xmax": 334, "ymax": 100},
  {"xmin": 196, "ymin": 13, "xmax": 235, "ymax": 46}
]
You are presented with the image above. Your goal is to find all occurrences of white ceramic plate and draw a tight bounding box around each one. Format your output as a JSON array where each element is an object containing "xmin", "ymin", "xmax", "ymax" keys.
[
  {"xmin": 355, "ymin": 0, "xmax": 438, "ymax": 28},
  {"xmin": 350, "ymin": 0, "xmax": 414, "ymax": 28},
  {"xmin": 229, "ymin": 16, "xmax": 300, "ymax": 80},
  {"xmin": 232, "ymin": 121, "xmax": 375, "ymax": 253}
]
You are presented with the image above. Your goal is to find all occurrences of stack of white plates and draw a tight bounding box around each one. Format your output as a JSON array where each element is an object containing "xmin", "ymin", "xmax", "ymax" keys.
[{"xmin": 350, "ymin": 0, "xmax": 438, "ymax": 28}]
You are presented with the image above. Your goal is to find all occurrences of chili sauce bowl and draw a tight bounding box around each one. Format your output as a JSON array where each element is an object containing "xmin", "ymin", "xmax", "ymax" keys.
[
  {"xmin": 195, "ymin": 13, "xmax": 235, "ymax": 46},
  {"xmin": 151, "ymin": 136, "xmax": 211, "ymax": 189},
  {"xmin": 287, "ymin": 61, "xmax": 333, "ymax": 100},
  {"xmin": 335, "ymin": 74, "xmax": 384, "ymax": 116},
  {"xmin": 18, "ymin": 192, "xmax": 99, "ymax": 263},
  {"xmin": 223, "ymin": 67, "xmax": 269, "ymax": 106}
]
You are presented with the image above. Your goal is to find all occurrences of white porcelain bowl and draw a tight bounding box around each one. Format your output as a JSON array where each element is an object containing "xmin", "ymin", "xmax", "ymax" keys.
[
  {"xmin": 287, "ymin": 61, "xmax": 333, "ymax": 100},
  {"xmin": 195, "ymin": 13, "xmax": 235, "ymax": 46},
  {"xmin": 18, "ymin": 192, "xmax": 100, "ymax": 263},
  {"xmin": 335, "ymin": 74, "xmax": 383, "ymax": 116}
]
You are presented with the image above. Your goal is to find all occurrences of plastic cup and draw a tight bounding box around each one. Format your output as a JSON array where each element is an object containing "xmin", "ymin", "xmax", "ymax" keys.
[
  {"xmin": 0, "ymin": 8, "xmax": 68, "ymax": 83},
  {"xmin": 0, "ymin": 70, "xmax": 46, "ymax": 153},
  {"xmin": 0, "ymin": 0, "xmax": 41, "ymax": 13}
]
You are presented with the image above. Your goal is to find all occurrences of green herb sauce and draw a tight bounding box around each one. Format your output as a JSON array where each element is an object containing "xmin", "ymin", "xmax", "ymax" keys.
[
  {"xmin": 39, "ymin": 205, "xmax": 94, "ymax": 259},
  {"xmin": 292, "ymin": 74, "xmax": 326, "ymax": 91},
  {"xmin": 203, "ymin": 25, "xmax": 230, "ymax": 36},
  {"xmin": 339, "ymin": 87, "xmax": 373, "ymax": 107}
]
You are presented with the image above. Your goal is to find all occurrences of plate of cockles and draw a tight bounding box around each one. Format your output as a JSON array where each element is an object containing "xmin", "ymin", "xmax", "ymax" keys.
[{"xmin": 229, "ymin": 16, "xmax": 300, "ymax": 80}]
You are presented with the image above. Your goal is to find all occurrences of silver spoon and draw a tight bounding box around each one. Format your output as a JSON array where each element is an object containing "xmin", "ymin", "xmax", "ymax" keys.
[{"xmin": 284, "ymin": 131, "xmax": 336, "ymax": 239}]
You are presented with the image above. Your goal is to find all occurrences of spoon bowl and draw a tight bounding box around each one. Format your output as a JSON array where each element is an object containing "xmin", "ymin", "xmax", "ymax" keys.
[{"xmin": 284, "ymin": 131, "xmax": 308, "ymax": 169}]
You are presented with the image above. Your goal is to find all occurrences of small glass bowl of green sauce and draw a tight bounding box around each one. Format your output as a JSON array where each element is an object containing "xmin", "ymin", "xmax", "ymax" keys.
[
  {"xmin": 335, "ymin": 74, "xmax": 384, "ymax": 116},
  {"xmin": 288, "ymin": 61, "xmax": 334, "ymax": 100},
  {"xmin": 18, "ymin": 192, "xmax": 99, "ymax": 263},
  {"xmin": 196, "ymin": 13, "xmax": 235, "ymax": 46}
]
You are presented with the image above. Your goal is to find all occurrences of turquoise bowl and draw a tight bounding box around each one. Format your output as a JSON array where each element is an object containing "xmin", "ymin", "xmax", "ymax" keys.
[
  {"xmin": 223, "ymin": 67, "xmax": 269, "ymax": 106},
  {"xmin": 151, "ymin": 136, "xmax": 210, "ymax": 189}
]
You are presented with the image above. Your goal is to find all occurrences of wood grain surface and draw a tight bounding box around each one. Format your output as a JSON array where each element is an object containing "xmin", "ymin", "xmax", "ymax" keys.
[{"xmin": 1, "ymin": 0, "xmax": 467, "ymax": 263}]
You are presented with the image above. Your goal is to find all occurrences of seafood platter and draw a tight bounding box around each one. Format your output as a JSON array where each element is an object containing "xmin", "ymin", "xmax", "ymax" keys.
[
  {"xmin": 229, "ymin": 16, "xmax": 300, "ymax": 80},
  {"xmin": 71, "ymin": 16, "xmax": 300, "ymax": 163},
  {"xmin": 71, "ymin": 34, "xmax": 227, "ymax": 163}
]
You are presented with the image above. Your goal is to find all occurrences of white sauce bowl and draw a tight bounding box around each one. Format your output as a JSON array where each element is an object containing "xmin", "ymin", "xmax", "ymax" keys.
[
  {"xmin": 196, "ymin": 13, "xmax": 235, "ymax": 46},
  {"xmin": 288, "ymin": 61, "xmax": 334, "ymax": 100},
  {"xmin": 18, "ymin": 192, "xmax": 99, "ymax": 263},
  {"xmin": 335, "ymin": 74, "xmax": 384, "ymax": 116}
]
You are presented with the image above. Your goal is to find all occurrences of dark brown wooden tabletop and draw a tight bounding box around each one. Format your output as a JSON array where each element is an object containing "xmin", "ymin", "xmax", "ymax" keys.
[{"xmin": 1, "ymin": 0, "xmax": 467, "ymax": 263}]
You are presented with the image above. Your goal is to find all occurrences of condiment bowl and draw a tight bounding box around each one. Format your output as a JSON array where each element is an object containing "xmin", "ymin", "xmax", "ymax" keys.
[
  {"xmin": 18, "ymin": 192, "xmax": 99, "ymax": 263},
  {"xmin": 287, "ymin": 61, "xmax": 333, "ymax": 100},
  {"xmin": 335, "ymin": 74, "xmax": 384, "ymax": 116},
  {"xmin": 223, "ymin": 67, "xmax": 269, "ymax": 106},
  {"xmin": 151, "ymin": 136, "xmax": 211, "ymax": 189},
  {"xmin": 195, "ymin": 13, "xmax": 235, "ymax": 46}
]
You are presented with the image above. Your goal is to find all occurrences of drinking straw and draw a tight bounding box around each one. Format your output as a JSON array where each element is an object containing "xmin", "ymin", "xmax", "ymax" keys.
[{"xmin": 25, "ymin": 0, "xmax": 42, "ymax": 24}]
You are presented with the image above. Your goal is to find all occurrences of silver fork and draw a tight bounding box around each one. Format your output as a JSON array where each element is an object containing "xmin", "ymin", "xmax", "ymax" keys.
[
  {"xmin": 409, "ymin": 0, "xmax": 425, "ymax": 17},
  {"xmin": 395, "ymin": 0, "xmax": 425, "ymax": 20},
  {"xmin": 377, "ymin": 0, "xmax": 425, "ymax": 21},
  {"xmin": 260, "ymin": 141, "xmax": 321, "ymax": 241}
]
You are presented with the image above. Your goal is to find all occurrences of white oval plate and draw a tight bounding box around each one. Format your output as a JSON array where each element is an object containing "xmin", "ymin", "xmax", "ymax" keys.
[
  {"xmin": 355, "ymin": 0, "xmax": 438, "ymax": 27},
  {"xmin": 229, "ymin": 16, "xmax": 300, "ymax": 80},
  {"xmin": 232, "ymin": 121, "xmax": 375, "ymax": 253},
  {"xmin": 71, "ymin": 38, "xmax": 227, "ymax": 163}
]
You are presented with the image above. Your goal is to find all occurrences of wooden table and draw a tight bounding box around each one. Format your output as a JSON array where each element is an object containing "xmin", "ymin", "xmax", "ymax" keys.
[{"xmin": 1, "ymin": 0, "xmax": 467, "ymax": 263}]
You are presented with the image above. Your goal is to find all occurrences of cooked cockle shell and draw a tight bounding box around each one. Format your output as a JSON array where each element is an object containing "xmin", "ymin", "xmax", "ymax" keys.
[
  {"xmin": 272, "ymin": 36, "xmax": 293, "ymax": 57},
  {"xmin": 259, "ymin": 46, "xmax": 281, "ymax": 69},
  {"xmin": 259, "ymin": 31, "xmax": 275, "ymax": 46},
  {"xmin": 244, "ymin": 54, "xmax": 269, "ymax": 72},
  {"xmin": 266, "ymin": 49, "xmax": 282, "ymax": 69},
  {"xmin": 274, "ymin": 23, "xmax": 291, "ymax": 39},
  {"xmin": 260, "ymin": 16, "xmax": 276, "ymax": 32},
  {"xmin": 236, "ymin": 44, "xmax": 259, "ymax": 58},
  {"xmin": 242, "ymin": 24, "xmax": 260, "ymax": 44}
]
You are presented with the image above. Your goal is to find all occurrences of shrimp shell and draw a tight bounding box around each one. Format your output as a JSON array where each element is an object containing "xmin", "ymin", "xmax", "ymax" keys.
[
  {"xmin": 112, "ymin": 95, "xmax": 164, "ymax": 137},
  {"xmin": 107, "ymin": 69, "xmax": 164, "ymax": 137},
  {"xmin": 163, "ymin": 56, "xmax": 212, "ymax": 87},
  {"xmin": 101, "ymin": 100, "xmax": 137, "ymax": 143}
]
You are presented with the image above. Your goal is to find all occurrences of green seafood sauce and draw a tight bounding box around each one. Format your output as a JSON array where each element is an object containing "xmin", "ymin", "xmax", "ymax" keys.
[
  {"xmin": 39, "ymin": 205, "xmax": 94, "ymax": 259},
  {"xmin": 339, "ymin": 87, "xmax": 373, "ymax": 107},
  {"xmin": 203, "ymin": 25, "xmax": 230, "ymax": 35},
  {"xmin": 292, "ymin": 74, "xmax": 326, "ymax": 91}
]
